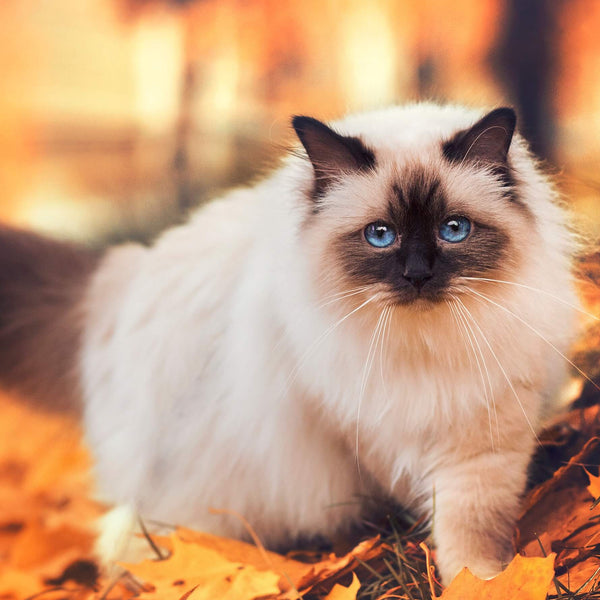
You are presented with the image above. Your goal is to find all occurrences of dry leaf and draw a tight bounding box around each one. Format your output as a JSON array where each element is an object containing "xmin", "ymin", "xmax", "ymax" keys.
[
  {"xmin": 555, "ymin": 556, "xmax": 600, "ymax": 593},
  {"xmin": 174, "ymin": 527, "xmax": 309, "ymax": 591},
  {"xmin": 440, "ymin": 554, "xmax": 555, "ymax": 600},
  {"xmin": 587, "ymin": 470, "xmax": 600, "ymax": 499},
  {"xmin": 0, "ymin": 393, "xmax": 102, "ymax": 600},
  {"xmin": 517, "ymin": 438, "xmax": 600, "ymax": 554},
  {"xmin": 9, "ymin": 521, "xmax": 94, "ymax": 570},
  {"xmin": 294, "ymin": 535, "xmax": 381, "ymax": 594},
  {"xmin": 121, "ymin": 533, "xmax": 281, "ymax": 600},
  {"xmin": 323, "ymin": 572, "xmax": 361, "ymax": 600},
  {"xmin": 0, "ymin": 567, "xmax": 45, "ymax": 600}
]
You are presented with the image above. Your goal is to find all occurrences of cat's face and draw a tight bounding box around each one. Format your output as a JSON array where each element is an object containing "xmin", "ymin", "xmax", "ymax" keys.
[{"xmin": 294, "ymin": 108, "xmax": 533, "ymax": 308}]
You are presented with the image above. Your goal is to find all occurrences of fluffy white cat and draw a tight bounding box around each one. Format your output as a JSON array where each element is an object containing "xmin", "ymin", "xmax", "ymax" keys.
[{"xmin": 0, "ymin": 103, "xmax": 578, "ymax": 584}]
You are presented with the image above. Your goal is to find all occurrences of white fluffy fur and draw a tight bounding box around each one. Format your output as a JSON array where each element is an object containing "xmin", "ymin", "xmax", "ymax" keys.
[{"xmin": 81, "ymin": 103, "xmax": 577, "ymax": 583}]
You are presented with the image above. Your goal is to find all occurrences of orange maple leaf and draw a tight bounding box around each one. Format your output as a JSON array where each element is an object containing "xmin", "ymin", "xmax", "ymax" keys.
[
  {"xmin": 440, "ymin": 554, "xmax": 555, "ymax": 600},
  {"xmin": 121, "ymin": 533, "xmax": 281, "ymax": 600}
]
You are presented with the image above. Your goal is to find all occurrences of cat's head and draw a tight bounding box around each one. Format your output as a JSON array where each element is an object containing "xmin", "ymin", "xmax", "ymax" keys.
[{"xmin": 292, "ymin": 105, "xmax": 536, "ymax": 309}]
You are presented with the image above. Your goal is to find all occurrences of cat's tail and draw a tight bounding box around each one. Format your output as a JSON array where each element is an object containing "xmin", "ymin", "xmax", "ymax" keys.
[{"xmin": 0, "ymin": 225, "xmax": 101, "ymax": 414}]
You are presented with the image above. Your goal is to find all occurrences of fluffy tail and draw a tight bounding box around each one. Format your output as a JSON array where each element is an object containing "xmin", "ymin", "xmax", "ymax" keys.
[{"xmin": 0, "ymin": 225, "xmax": 100, "ymax": 414}]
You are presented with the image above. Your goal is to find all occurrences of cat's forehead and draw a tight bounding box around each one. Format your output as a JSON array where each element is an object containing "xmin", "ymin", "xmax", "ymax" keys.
[
  {"xmin": 323, "ymin": 156, "xmax": 507, "ymax": 225},
  {"xmin": 306, "ymin": 103, "xmax": 525, "ymax": 228},
  {"xmin": 330, "ymin": 103, "xmax": 485, "ymax": 155}
]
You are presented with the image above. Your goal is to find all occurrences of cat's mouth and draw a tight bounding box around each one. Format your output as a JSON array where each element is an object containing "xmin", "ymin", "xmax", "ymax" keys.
[{"xmin": 391, "ymin": 285, "xmax": 449, "ymax": 308}]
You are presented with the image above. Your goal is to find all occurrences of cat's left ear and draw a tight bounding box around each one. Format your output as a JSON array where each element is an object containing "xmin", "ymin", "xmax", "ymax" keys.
[
  {"xmin": 443, "ymin": 107, "xmax": 516, "ymax": 167},
  {"xmin": 292, "ymin": 116, "xmax": 375, "ymax": 195}
]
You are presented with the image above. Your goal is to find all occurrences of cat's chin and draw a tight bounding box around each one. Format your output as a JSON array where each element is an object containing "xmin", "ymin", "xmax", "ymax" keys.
[{"xmin": 393, "ymin": 293, "xmax": 448, "ymax": 310}]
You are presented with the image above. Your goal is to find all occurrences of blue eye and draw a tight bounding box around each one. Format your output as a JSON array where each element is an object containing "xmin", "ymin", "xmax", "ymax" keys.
[
  {"xmin": 364, "ymin": 222, "xmax": 396, "ymax": 248},
  {"xmin": 439, "ymin": 216, "xmax": 471, "ymax": 243}
]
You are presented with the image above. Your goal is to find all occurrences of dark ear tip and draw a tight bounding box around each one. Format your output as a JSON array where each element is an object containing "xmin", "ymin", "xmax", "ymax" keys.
[
  {"xmin": 292, "ymin": 115, "xmax": 318, "ymax": 135},
  {"xmin": 490, "ymin": 107, "xmax": 517, "ymax": 129}
]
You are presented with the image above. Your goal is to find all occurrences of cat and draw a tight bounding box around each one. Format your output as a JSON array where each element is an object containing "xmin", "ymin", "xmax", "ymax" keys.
[{"xmin": 0, "ymin": 102, "xmax": 578, "ymax": 584}]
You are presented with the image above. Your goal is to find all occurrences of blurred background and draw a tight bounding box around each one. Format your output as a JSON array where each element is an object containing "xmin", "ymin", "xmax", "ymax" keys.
[{"xmin": 1, "ymin": 0, "xmax": 599, "ymax": 245}]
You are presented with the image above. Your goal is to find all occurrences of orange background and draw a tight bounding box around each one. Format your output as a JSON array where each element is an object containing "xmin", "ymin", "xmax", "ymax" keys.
[{"xmin": 0, "ymin": 0, "xmax": 599, "ymax": 243}]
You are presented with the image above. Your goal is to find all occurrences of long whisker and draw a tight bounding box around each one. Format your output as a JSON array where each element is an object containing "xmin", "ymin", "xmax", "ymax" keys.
[
  {"xmin": 355, "ymin": 306, "xmax": 389, "ymax": 480},
  {"xmin": 281, "ymin": 295, "xmax": 376, "ymax": 397},
  {"xmin": 316, "ymin": 286, "xmax": 371, "ymax": 309},
  {"xmin": 465, "ymin": 286, "xmax": 600, "ymax": 394},
  {"xmin": 455, "ymin": 298, "xmax": 499, "ymax": 440},
  {"xmin": 448, "ymin": 297, "xmax": 497, "ymax": 450},
  {"xmin": 272, "ymin": 286, "xmax": 372, "ymax": 355},
  {"xmin": 454, "ymin": 295, "xmax": 541, "ymax": 445},
  {"xmin": 447, "ymin": 299, "xmax": 474, "ymax": 373},
  {"xmin": 378, "ymin": 305, "xmax": 393, "ymax": 399},
  {"xmin": 461, "ymin": 276, "xmax": 597, "ymax": 322}
]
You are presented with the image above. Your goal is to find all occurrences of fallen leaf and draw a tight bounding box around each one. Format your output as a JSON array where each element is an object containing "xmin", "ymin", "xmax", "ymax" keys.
[
  {"xmin": 323, "ymin": 572, "xmax": 361, "ymax": 600},
  {"xmin": 440, "ymin": 554, "xmax": 555, "ymax": 600},
  {"xmin": 9, "ymin": 521, "xmax": 94, "ymax": 570},
  {"xmin": 517, "ymin": 438, "xmax": 600, "ymax": 555},
  {"xmin": 174, "ymin": 527, "xmax": 309, "ymax": 591},
  {"xmin": 293, "ymin": 535, "xmax": 382, "ymax": 596},
  {"xmin": 587, "ymin": 470, "xmax": 600, "ymax": 499},
  {"xmin": 555, "ymin": 556, "xmax": 600, "ymax": 593},
  {"xmin": 121, "ymin": 533, "xmax": 281, "ymax": 600},
  {"xmin": 161, "ymin": 528, "xmax": 382, "ymax": 599},
  {"xmin": 0, "ymin": 567, "xmax": 45, "ymax": 600}
]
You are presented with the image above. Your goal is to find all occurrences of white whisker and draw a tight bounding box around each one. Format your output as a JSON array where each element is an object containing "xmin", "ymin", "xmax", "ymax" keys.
[
  {"xmin": 281, "ymin": 295, "xmax": 375, "ymax": 397},
  {"xmin": 454, "ymin": 295, "xmax": 541, "ymax": 446},
  {"xmin": 465, "ymin": 286, "xmax": 600, "ymax": 394},
  {"xmin": 462, "ymin": 276, "xmax": 597, "ymax": 322},
  {"xmin": 355, "ymin": 305, "xmax": 388, "ymax": 481},
  {"xmin": 271, "ymin": 286, "xmax": 372, "ymax": 355},
  {"xmin": 378, "ymin": 306, "xmax": 393, "ymax": 399},
  {"xmin": 449, "ymin": 296, "xmax": 498, "ymax": 450},
  {"xmin": 316, "ymin": 286, "xmax": 370, "ymax": 309}
]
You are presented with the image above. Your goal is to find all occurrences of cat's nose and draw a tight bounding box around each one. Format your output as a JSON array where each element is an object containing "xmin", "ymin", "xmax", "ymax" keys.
[{"xmin": 403, "ymin": 270, "xmax": 433, "ymax": 291}]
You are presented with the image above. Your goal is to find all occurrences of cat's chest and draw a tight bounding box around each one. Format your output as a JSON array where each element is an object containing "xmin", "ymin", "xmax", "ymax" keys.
[{"xmin": 305, "ymin": 324, "xmax": 478, "ymax": 397}]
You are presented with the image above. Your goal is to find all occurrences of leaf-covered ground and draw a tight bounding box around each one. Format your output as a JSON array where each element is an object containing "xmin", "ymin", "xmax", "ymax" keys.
[
  {"xmin": 3, "ymin": 386, "xmax": 600, "ymax": 600},
  {"xmin": 2, "ymin": 272, "xmax": 600, "ymax": 600}
]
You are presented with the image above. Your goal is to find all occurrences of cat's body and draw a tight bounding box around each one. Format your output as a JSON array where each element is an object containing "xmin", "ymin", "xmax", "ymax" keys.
[{"xmin": 0, "ymin": 103, "xmax": 577, "ymax": 583}]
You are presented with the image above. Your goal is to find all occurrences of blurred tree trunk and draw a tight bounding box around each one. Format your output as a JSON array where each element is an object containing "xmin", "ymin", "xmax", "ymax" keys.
[
  {"xmin": 494, "ymin": 0, "xmax": 562, "ymax": 162},
  {"xmin": 174, "ymin": 61, "xmax": 196, "ymax": 213}
]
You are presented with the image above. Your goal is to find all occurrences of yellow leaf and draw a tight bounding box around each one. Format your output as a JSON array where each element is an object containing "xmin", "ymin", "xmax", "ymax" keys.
[
  {"xmin": 121, "ymin": 533, "xmax": 280, "ymax": 600},
  {"xmin": 440, "ymin": 554, "xmax": 555, "ymax": 600},
  {"xmin": 10, "ymin": 521, "xmax": 94, "ymax": 569},
  {"xmin": 0, "ymin": 567, "xmax": 44, "ymax": 600},
  {"xmin": 174, "ymin": 527, "xmax": 309, "ymax": 591},
  {"xmin": 323, "ymin": 572, "xmax": 361, "ymax": 600},
  {"xmin": 587, "ymin": 470, "xmax": 600, "ymax": 499}
]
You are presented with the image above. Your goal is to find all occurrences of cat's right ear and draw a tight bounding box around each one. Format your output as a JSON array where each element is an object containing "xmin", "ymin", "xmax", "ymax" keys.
[
  {"xmin": 442, "ymin": 108, "xmax": 517, "ymax": 167},
  {"xmin": 292, "ymin": 116, "xmax": 375, "ymax": 195}
]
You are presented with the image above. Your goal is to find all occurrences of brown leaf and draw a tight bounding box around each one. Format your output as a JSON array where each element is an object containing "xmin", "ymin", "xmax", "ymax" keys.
[
  {"xmin": 439, "ymin": 554, "xmax": 555, "ymax": 600},
  {"xmin": 555, "ymin": 556, "xmax": 600, "ymax": 594},
  {"xmin": 294, "ymin": 535, "xmax": 382, "ymax": 595},
  {"xmin": 517, "ymin": 437, "xmax": 600, "ymax": 558}
]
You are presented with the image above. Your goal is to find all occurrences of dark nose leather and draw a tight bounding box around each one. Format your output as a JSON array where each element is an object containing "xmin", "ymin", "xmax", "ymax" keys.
[
  {"xmin": 402, "ymin": 243, "xmax": 434, "ymax": 291},
  {"xmin": 403, "ymin": 270, "xmax": 433, "ymax": 291}
]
